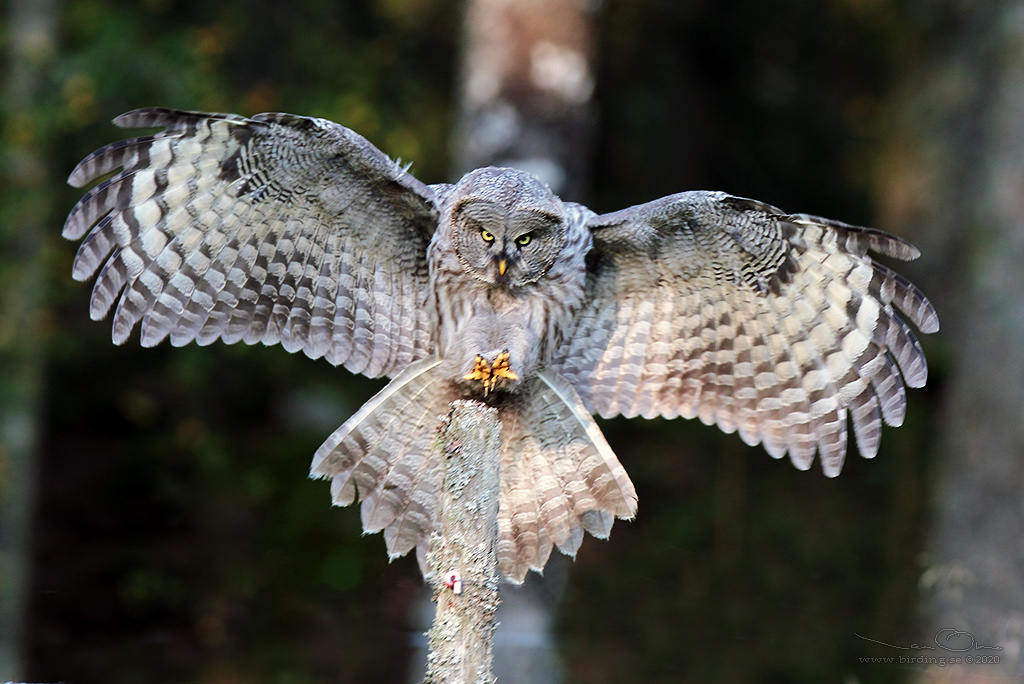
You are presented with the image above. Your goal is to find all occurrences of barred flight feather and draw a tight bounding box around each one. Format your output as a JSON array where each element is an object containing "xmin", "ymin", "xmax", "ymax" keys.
[
  {"xmin": 66, "ymin": 107, "xmax": 438, "ymax": 378},
  {"xmin": 552, "ymin": 191, "xmax": 938, "ymax": 476}
]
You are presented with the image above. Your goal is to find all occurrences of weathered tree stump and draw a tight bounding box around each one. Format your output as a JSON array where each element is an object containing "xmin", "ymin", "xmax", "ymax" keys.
[{"xmin": 423, "ymin": 400, "xmax": 502, "ymax": 684}]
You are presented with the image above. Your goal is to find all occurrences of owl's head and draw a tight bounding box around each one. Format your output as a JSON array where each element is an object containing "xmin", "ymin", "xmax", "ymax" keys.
[{"xmin": 449, "ymin": 167, "xmax": 567, "ymax": 287}]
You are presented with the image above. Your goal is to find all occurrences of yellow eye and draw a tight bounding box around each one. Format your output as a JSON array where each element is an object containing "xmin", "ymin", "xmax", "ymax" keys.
[
  {"xmin": 515, "ymin": 234, "xmax": 532, "ymax": 246},
  {"xmin": 481, "ymin": 229, "xmax": 495, "ymax": 242}
]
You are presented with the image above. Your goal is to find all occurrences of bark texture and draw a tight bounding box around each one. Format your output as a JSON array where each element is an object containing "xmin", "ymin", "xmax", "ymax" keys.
[
  {"xmin": 425, "ymin": 401, "xmax": 502, "ymax": 684},
  {"xmin": 878, "ymin": 3, "xmax": 1024, "ymax": 680}
]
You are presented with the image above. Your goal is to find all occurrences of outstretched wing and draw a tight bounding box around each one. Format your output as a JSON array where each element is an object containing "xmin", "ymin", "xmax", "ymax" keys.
[
  {"xmin": 551, "ymin": 191, "xmax": 939, "ymax": 476},
  {"xmin": 64, "ymin": 108, "xmax": 439, "ymax": 378}
]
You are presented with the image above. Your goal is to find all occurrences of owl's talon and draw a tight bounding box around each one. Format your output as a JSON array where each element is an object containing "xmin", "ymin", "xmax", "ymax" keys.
[
  {"xmin": 463, "ymin": 350, "xmax": 518, "ymax": 395},
  {"xmin": 464, "ymin": 356, "xmax": 491, "ymax": 383},
  {"xmin": 491, "ymin": 350, "xmax": 518, "ymax": 382}
]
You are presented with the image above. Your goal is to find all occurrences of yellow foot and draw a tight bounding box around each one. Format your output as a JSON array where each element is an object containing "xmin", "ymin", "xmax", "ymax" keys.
[{"xmin": 463, "ymin": 350, "xmax": 519, "ymax": 396}]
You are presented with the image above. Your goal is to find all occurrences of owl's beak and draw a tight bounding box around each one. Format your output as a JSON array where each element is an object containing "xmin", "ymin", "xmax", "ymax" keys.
[{"xmin": 497, "ymin": 258, "xmax": 508, "ymax": 276}]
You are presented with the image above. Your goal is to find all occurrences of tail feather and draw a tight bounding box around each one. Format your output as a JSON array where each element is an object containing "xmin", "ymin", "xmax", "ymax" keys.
[
  {"xmin": 376, "ymin": 398, "xmax": 448, "ymax": 556},
  {"xmin": 533, "ymin": 449, "xmax": 580, "ymax": 554},
  {"xmin": 310, "ymin": 360, "xmax": 638, "ymax": 583},
  {"xmin": 360, "ymin": 392, "xmax": 443, "ymax": 533},
  {"xmin": 311, "ymin": 357, "xmax": 454, "ymax": 561},
  {"xmin": 497, "ymin": 433, "xmax": 546, "ymax": 581},
  {"xmin": 508, "ymin": 405, "xmax": 576, "ymax": 552},
  {"xmin": 537, "ymin": 372, "xmax": 638, "ymax": 518},
  {"xmin": 497, "ymin": 371, "xmax": 638, "ymax": 582},
  {"xmin": 579, "ymin": 510, "xmax": 614, "ymax": 538}
]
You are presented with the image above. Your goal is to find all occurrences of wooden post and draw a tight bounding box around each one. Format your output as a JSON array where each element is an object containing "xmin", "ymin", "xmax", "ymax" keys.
[{"xmin": 423, "ymin": 400, "xmax": 502, "ymax": 684}]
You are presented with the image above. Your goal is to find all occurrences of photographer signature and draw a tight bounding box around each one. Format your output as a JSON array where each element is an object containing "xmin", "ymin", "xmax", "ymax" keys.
[{"xmin": 855, "ymin": 629, "xmax": 1003, "ymax": 653}]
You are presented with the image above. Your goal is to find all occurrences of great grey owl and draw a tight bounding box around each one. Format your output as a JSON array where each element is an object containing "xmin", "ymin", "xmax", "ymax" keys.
[{"xmin": 64, "ymin": 108, "xmax": 939, "ymax": 582}]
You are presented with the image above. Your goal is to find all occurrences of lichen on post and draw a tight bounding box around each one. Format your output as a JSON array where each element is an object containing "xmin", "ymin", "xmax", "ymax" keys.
[{"xmin": 424, "ymin": 400, "xmax": 502, "ymax": 684}]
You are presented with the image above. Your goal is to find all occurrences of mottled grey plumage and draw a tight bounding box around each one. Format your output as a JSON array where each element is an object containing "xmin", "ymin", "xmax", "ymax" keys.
[{"xmin": 64, "ymin": 108, "xmax": 939, "ymax": 582}]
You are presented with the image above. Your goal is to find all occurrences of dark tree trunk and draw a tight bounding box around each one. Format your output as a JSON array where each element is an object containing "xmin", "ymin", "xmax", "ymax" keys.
[
  {"xmin": 878, "ymin": 3, "xmax": 1024, "ymax": 679},
  {"xmin": 0, "ymin": 0, "xmax": 58, "ymax": 677}
]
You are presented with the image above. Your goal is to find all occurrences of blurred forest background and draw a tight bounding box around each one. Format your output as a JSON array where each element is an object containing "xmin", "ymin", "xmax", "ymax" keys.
[{"xmin": 2, "ymin": 0, "xmax": 1023, "ymax": 682}]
